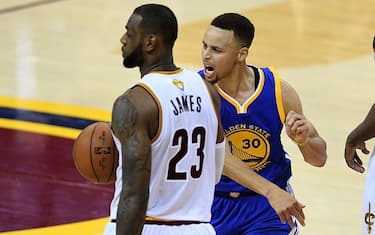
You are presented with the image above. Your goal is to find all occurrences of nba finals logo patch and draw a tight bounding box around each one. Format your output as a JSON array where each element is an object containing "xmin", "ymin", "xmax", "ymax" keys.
[
  {"xmin": 173, "ymin": 79, "xmax": 184, "ymax": 91},
  {"xmin": 225, "ymin": 124, "xmax": 271, "ymax": 171}
]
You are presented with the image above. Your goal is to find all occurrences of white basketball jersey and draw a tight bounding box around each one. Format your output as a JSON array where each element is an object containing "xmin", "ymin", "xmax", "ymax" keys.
[
  {"xmin": 108, "ymin": 68, "xmax": 219, "ymax": 222},
  {"xmin": 363, "ymin": 146, "xmax": 375, "ymax": 235}
]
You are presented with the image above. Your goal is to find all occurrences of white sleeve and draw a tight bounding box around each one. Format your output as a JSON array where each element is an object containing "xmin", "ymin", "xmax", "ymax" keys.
[{"xmin": 215, "ymin": 138, "xmax": 226, "ymax": 183}]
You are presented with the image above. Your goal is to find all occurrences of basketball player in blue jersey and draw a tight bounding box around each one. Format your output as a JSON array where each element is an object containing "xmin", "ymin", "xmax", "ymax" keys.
[
  {"xmin": 199, "ymin": 13, "xmax": 328, "ymax": 234},
  {"xmin": 103, "ymin": 4, "xmax": 226, "ymax": 235}
]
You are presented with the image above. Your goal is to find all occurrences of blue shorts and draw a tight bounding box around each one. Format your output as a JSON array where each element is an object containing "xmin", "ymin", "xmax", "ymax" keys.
[{"xmin": 210, "ymin": 192, "xmax": 298, "ymax": 235}]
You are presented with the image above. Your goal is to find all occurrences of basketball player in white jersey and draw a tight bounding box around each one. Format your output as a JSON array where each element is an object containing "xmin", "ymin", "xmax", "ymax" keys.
[
  {"xmin": 344, "ymin": 36, "xmax": 375, "ymax": 234},
  {"xmin": 102, "ymin": 4, "xmax": 225, "ymax": 235}
]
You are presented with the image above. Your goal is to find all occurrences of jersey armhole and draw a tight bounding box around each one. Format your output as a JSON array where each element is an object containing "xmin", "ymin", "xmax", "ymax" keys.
[
  {"xmin": 135, "ymin": 83, "xmax": 162, "ymax": 142},
  {"xmin": 269, "ymin": 67, "xmax": 286, "ymax": 124}
]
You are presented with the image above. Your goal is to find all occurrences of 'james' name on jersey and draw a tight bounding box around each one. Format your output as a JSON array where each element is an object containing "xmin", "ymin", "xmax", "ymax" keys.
[{"xmin": 170, "ymin": 95, "xmax": 202, "ymax": 116}]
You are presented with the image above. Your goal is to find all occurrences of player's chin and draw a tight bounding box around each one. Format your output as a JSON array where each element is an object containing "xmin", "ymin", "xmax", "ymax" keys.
[{"xmin": 204, "ymin": 73, "xmax": 217, "ymax": 84}]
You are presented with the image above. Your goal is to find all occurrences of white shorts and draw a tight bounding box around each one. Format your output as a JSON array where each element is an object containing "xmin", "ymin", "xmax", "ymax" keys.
[{"xmin": 102, "ymin": 221, "xmax": 216, "ymax": 235}]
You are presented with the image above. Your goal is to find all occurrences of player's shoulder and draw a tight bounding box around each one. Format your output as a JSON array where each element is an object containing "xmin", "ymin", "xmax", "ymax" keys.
[
  {"xmin": 114, "ymin": 86, "xmax": 154, "ymax": 112},
  {"xmin": 112, "ymin": 86, "xmax": 158, "ymax": 130},
  {"xmin": 250, "ymin": 65, "xmax": 274, "ymax": 76},
  {"xmin": 112, "ymin": 89, "xmax": 135, "ymax": 114}
]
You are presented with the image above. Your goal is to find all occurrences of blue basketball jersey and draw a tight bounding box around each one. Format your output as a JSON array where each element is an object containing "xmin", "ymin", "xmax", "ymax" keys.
[{"xmin": 198, "ymin": 66, "xmax": 292, "ymax": 194}]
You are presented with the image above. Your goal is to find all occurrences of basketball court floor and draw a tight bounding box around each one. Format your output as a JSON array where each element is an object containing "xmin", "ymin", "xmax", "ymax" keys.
[{"xmin": 0, "ymin": 0, "xmax": 374, "ymax": 234}]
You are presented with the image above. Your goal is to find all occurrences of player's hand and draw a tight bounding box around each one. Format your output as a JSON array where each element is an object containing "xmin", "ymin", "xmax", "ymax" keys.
[
  {"xmin": 344, "ymin": 140, "xmax": 369, "ymax": 173},
  {"xmin": 285, "ymin": 110, "xmax": 311, "ymax": 145},
  {"xmin": 267, "ymin": 187, "xmax": 306, "ymax": 228}
]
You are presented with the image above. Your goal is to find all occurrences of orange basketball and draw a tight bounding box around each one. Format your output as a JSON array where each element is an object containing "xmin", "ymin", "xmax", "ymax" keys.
[{"xmin": 72, "ymin": 122, "xmax": 119, "ymax": 184}]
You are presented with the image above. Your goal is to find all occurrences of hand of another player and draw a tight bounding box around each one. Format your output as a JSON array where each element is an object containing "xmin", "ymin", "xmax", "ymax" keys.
[
  {"xmin": 344, "ymin": 140, "xmax": 369, "ymax": 173},
  {"xmin": 285, "ymin": 110, "xmax": 311, "ymax": 145},
  {"xmin": 267, "ymin": 187, "xmax": 306, "ymax": 228}
]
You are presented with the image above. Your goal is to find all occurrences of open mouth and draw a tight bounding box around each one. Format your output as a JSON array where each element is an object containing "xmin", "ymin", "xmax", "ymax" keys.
[{"xmin": 204, "ymin": 65, "xmax": 215, "ymax": 81}]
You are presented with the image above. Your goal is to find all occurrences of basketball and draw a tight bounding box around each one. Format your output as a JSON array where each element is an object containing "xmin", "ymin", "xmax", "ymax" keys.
[{"xmin": 72, "ymin": 122, "xmax": 119, "ymax": 184}]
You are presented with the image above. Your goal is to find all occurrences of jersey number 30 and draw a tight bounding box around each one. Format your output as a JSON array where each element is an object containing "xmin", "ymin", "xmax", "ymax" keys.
[{"xmin": 167, "ymin": 127, "xmax": 206, "ymax": 180}]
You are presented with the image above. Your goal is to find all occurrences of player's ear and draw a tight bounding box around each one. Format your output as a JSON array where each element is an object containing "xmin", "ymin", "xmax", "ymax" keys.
[
  {"xmin": 144, "ymin": 34, "xmax": 157, "ymax": 52},
  {"xmin": 237, "ymin": 47, "xmax": 248, "ymax": 62}
]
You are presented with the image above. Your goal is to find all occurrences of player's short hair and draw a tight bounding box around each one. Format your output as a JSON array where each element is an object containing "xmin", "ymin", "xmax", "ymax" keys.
[
  {"xmin": 373, "ymin": 35, "xmax": 374, "ymax": 50},
  {"xmin": 211, "ymin": 13, "xmax": 254, "ymax": 48},
  {"xmin": 133, "ymin": 4, "xmax": 178, "ymax": 48}
]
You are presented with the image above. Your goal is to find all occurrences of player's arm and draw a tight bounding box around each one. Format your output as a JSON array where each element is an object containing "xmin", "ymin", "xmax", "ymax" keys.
[
  {"xmin": 223, "ymin": 153, "xmax": 305, "ymax": 228},
  {"xmin": 281, "ymin": 79, "xmax": 327, "ymax": 167},
  {"xmin": 345, "ymin": 103, "xmax": 375, "ymax": 173},
  {"xmin": 111, "ymin": 86, "xmax": 156, "ymax": 235}
]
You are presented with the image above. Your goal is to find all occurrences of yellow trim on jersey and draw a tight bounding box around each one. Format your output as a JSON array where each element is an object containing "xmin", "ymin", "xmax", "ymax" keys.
[
  {"xmin": 213, "ymin": 67, "xmax": 265, "ymax": 114},
  {"xmin": 0, "ymin": 118, "xmax": 80, "ymax": 139},
  {"xmin": 214, "ymin": 84, "xmax": 241, "ymax": 113},
  {"xmin": 0, "ymin": 96, "xmax": 110, "ymax": 121},
  {"xmin": 0, "ymin": 217, "xmax": 108, "ymax": 235},
  {"xmin": 269, "ymin": 67, "xmax": 286, "ymax": 123},
  {"xmin": 145, "ymin": 216, "xmax": 173, "ymax": 222},
  {"xmin": 147, "ymin": 68, "xmax": 183, "ymax": 75},
  {"xmin": 243, "ymin": 67, "xmax": 265, "ymax": 111},
  {"xmin": 136, "ymin": 83, "xmax": 162, "ymax": 143}
]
